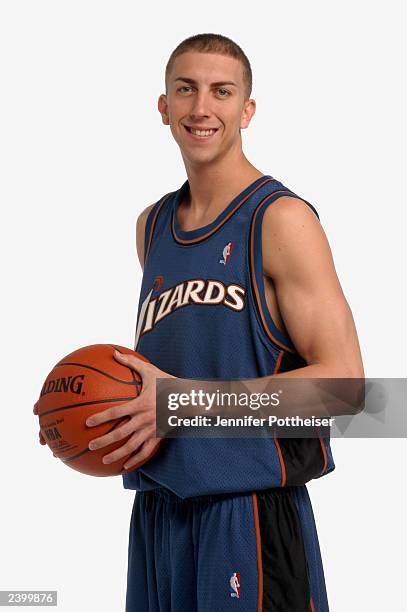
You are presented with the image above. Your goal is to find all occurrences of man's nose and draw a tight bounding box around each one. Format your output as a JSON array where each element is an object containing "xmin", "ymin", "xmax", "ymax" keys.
[{"xmin": 189, "ymin": 92, "xmax": 211, "ymax": 118}]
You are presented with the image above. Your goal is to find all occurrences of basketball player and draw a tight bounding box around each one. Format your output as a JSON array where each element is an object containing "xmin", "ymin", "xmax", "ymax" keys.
[{"xmin": 38, "ymin": 34, "xmax": 365, "ymax": 610}]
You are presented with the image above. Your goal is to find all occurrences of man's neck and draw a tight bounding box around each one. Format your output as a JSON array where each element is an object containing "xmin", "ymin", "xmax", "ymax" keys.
[{"xmin": 181, "ymin": 154, "xmax": 264, "ymax": 219}]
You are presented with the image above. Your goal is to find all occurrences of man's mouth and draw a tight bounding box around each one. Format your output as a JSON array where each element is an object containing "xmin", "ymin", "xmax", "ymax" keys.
[{"xmin": 184, "ymin": 126, "xmax": 219, "ymax": 139}]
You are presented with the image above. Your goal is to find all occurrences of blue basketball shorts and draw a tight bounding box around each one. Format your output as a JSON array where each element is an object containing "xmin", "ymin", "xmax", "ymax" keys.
[{"xmin": 125, "ymin": 485, "xmax": 329, "ymax": 611}]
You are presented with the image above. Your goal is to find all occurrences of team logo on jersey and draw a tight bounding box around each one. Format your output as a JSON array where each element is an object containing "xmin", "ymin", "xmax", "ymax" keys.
[
  {"xmin": 134, "ymin": 278, "xmax": 247, "ymax": 349},
  {"xmin": 229, "ymin": 572, "xmax": 240, "ymax": 598},
  {"xmin": 219, "ymin": 241, "xmax": 234, "ymax": 265},
  {"xmin": 153, "ymin": 275, "xmax": 164, "ymax": 292}
]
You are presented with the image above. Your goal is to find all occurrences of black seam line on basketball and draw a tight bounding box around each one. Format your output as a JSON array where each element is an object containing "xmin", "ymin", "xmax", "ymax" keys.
[
  {"xmin": 108, "ymin": 344, "xmax": 143, "ymax": 394},
  {"xmin": 130, "ymin": 367, "xmax": 142, "ymax": 393},
  {"xmin": 61, "ymin": 447, "xmax": 91, "ymax": 462},
  {"xmin": 40, "ymin": 396, "xmax": 136, "ymax": 417},
  {"xmin": 60, "ymin": 416, "xmax": 129, "ymax": 463},
  {"xmin": 53, "ymin": 361, "xmax": 140, "ymax": 386}
]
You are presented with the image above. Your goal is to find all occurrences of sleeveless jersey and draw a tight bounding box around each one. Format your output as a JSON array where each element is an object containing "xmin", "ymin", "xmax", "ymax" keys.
[{"xmin": 122, "ymin": 175, "xmax": 335, "ymax": 498}]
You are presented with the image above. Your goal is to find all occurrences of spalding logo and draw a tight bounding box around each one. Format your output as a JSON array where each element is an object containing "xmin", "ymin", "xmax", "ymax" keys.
[{"xmin": 40, "ymin": 374, "xmax": 85, "ymax": 397}]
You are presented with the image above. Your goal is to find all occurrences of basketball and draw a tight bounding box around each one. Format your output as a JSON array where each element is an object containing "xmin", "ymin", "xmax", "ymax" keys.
[{"xmin": 35, "ymin": 344, "xmax": 160, "ymax": 477}]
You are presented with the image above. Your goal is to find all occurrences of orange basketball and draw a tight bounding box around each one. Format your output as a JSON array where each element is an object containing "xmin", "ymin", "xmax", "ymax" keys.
[{"xmin": 35, "ymin": 344, "xmax": 161, "ymax": 477}]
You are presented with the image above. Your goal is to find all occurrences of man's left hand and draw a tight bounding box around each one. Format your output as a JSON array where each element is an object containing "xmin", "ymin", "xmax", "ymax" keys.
[{"xmin": 86, "ymin": 349, "xmax": 176, "ymax": 470}]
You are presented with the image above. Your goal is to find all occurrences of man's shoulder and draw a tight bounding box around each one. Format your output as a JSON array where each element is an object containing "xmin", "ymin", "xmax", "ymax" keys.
[
  {"xmin": 137, "ymin": 203, "xmax": 155, "ymax": 225},
  {"xmin": 263, "ymin": 194, "xmax": 320, "ymax": 225},
  {"xmin": 136, "ymin": 204, "xmax": 156, "ymax": 270},
  {"xmin": 261, "ymin": 194, "xmax": 328, "ymax": 278},
  {"xmin": 135, "ymin": 190, "xmax": 175, "ymax": 266},
  {"xmin": 137, "ymin": 187, "xmax": 177, "ymax": 224}
]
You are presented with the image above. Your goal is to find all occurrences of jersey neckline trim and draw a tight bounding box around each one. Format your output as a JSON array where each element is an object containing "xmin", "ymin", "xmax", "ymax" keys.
[{"xmin": 171, "ymin": 175, "xmax": 274, "ymax": 245}]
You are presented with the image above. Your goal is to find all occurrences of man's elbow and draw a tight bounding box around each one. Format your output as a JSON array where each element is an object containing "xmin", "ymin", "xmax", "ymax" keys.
[
  {"xmin": 314, "ymin": 358, "xmax": 365, "ymax": 415},
  {"xmin": 328, "ymin": 356, "xmax": 365, "ymax": 414},
  {"xmin": 341, "ymin": 360, "xmax": 365, "ymax": 379},
  {"xmin": 326, "ymin": 360, "xmax": 365, "ymax": 379},
  {"xmin": 308, "ymin": 354, "xmax": 364, "ymax": 379}
]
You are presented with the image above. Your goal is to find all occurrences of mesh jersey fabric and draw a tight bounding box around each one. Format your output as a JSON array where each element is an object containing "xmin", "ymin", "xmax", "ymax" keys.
[{"xmin": 122, "ymin": 174, "xmax": 335, "ymax": 498}]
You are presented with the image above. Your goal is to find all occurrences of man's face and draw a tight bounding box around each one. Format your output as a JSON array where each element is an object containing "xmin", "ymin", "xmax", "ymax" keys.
[{"xmin": 158, "ymin": 51, "xmax": 255, "ymax": 166}]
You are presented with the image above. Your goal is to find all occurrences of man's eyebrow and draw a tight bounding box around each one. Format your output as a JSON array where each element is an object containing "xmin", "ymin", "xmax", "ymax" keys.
[{"xmin": 174, "ymin": 77, "xmax": 238, "ymax": 87}]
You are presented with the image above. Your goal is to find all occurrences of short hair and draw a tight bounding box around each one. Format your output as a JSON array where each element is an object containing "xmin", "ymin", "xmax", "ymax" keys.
[{"xmin": 165, "ymin": 33, "xmax": 252, "ymax": 100}]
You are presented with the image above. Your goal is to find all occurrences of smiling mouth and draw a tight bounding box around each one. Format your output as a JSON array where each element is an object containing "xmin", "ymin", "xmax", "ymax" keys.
[{"xmin": 184, "ymin": 126, "xmax": 219, "ymax": 138}]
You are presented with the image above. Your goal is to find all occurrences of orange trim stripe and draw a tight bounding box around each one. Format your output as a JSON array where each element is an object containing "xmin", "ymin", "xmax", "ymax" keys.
[
  {"xmin": 273, "ymin": 429, "xmax": 286, "ymax": 487},
  {"xmin": 273, "ymin": 351, "xmax": 284, "ymax": 374},
  {"xmin": 252, "ymin": 493, "xmax": 263, "ymax": 612},
  {"xmin": 172, "ymin": 177, "xmax": 273, "ymax": 244},
  {"xmin": 273, "ymin": 350, "xmax": 286, "ymax": 487},
  {"xmin": 310, "ymin": 596, "xmax": 315, "ymax": 611},
  {"xmin": 249, "ymin": 191, "xmax": 297, "ymax": 353},
  {"xmin": 145, "ymin": 193, "xmax": 172, "ymax": 264},
  {"xmin": 317, "ymin": 431, "xmax": 328, "ymax": 475}
]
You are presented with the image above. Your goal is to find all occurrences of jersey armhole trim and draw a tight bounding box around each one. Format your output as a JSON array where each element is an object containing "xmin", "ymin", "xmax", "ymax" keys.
[
  {"xmin": 248, "ymin": 190, "xmax": 320, "ymax": 354},
  {"xmin": 249, "ymin": 190, "xmax": 298, "ymax": 353},
  {"xmin": 144, "ymin": 192, "xmax": 174, "ymax": 266}
]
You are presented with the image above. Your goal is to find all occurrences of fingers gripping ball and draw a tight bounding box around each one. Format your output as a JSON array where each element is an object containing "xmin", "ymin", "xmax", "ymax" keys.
[{"xmin": 35, "ymin": 344, "xmax": 160, "ymax": 477}]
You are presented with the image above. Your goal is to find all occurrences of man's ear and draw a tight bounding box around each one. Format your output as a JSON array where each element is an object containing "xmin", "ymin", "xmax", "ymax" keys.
[
  {"xmin": 158, "ymin": 94, "xmax": 170, "ymax": 125},
  {"xmin": 240, "ymin": 98, "xmax": 256, "ymax": 129}
]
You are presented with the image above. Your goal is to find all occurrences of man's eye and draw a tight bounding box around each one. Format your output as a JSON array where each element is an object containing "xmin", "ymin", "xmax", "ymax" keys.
[
  {"xmin": 178, "ymin": 86, "xmax": 192, "ymax": 93},
  {"xmin": 217, "ymin": 88, "xmax": 230, "ymax": 97}
]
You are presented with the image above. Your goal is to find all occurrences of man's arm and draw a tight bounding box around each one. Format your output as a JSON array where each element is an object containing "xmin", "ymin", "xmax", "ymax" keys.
[
  {"xmin": 262, "ymin": 197, "xmax": 364, "ymax": 379},
  {"xmin": 135, "ymin": 204, "xmax": 155, "ymax": 272}
]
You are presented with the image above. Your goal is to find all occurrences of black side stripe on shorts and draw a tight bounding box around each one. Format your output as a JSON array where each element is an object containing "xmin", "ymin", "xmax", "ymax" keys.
[{"xmin": 252, "ymin": 489, "xmax": 313, "ymax": 611}]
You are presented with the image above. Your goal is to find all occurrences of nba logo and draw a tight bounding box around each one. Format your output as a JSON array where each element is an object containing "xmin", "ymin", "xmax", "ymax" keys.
[
  {"xmin": 219, "ymin": 241, "xmax": 234, "ymax": 265},
  {"xmin": 229, "ymin": 572, "xmax": 240, "ymax": 598}
]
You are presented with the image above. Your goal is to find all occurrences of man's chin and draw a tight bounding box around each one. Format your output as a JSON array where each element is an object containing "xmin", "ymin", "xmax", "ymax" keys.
[{"xmin": 181, "ymin": 148, "xmax": 222, "ymax": 168}]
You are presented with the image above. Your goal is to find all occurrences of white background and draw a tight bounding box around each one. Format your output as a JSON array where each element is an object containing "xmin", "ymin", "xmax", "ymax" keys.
[{"xmin": 1, "ymin": 1, "xmax": 406, "ymax": 610}]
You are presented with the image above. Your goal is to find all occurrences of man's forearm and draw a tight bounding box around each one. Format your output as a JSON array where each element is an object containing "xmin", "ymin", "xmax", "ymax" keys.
[
  {"xmin": 165, "ymin": 361, "xmax": 364, "ymax": 421},
  {"xmin": 239, "ymin": 360, "xmax": 365, "ymax": 417}
]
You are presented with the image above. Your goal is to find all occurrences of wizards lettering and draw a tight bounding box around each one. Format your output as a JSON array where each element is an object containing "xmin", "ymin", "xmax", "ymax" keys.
[{"xmin": 134, "ymin": 278, "xmax": 247, "ymax": 346}]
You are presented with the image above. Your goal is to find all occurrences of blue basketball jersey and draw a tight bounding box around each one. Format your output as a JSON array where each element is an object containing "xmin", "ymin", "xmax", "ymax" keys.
[{"xmin": 122, "ymin": 175, "xmax": 335, "ymax": 498}]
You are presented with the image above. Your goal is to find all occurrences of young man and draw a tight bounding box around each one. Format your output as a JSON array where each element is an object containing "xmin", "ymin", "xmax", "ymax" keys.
[{"xmin": 86, "ymin": 34, "xmax": 364, "ymax": 610}]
